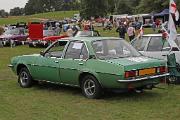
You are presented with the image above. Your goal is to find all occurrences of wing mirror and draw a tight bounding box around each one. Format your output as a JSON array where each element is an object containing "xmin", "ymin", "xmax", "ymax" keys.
[{"xmin": 40, "ymin": 51, "xmax": 45, "ymax": 56}]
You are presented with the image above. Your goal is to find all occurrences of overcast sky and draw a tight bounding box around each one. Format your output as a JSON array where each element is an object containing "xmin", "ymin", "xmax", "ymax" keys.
[{"xmin": 0, "ymin": 0, "xmax": 28, "ymax": 12}]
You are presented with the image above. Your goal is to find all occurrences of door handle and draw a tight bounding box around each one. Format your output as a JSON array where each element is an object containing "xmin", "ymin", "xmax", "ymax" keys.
[
  {"xmin": 55, "ymin": 61, "xmax": 59, "ymax": 63},
  {"xmin": 79, "ymin": 63, "xmax": 84, "ymax": 65}
]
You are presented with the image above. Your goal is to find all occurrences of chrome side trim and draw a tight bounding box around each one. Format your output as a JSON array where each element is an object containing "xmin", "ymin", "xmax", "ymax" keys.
[
  {"xmin": 117, "ymin": 73, "xmax": 169, "ymax": 82},
  {"xmin": 34, "ymin": 79, "xmax": 79, "ymax": 87},
  {"xmin": 8, "ymin": 64, "xmax": 14, "ymax": 67}
]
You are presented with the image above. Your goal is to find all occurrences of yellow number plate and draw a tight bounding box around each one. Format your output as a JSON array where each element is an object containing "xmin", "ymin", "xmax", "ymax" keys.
[{"xmin": 139, "ymin": 68, "xmax": 156, "ymax": 76}]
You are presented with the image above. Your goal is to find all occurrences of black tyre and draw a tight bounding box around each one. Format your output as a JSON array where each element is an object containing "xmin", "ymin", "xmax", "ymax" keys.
[
  {"xmin": 81, "ymin": 75, "xmax": 102, "ymax": 99},
  {"xmin": 18, "ymin": 67, "xmax": 33, "ymax": 88}
]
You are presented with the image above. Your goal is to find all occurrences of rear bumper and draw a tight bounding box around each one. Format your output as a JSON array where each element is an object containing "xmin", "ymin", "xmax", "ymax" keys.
[{"xmin": 117, "ymin": 73, "xmax": 169, "ymax": 83}]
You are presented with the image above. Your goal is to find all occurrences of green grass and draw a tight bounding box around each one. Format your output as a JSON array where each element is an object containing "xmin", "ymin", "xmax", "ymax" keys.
[
  {"xmin": 0, "ymin": 13, "xmax": 180, "ymax": 119},
  {"xmin": 0, "ymin": 11, "xmax": 79, "ymax": 25}
]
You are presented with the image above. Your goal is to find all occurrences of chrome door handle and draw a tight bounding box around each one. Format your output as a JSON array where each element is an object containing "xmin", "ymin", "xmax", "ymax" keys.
[
  {"xmin": 55, "ymin": 61, "xmax": 59, "ymax": 63},
  {"xmin": 79, "ymin": 63, "xmax": 83, "ymax": 65}
]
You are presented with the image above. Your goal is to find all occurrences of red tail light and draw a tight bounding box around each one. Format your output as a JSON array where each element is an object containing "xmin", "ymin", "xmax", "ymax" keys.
[
  {"xmin": 125, "ymin": 70, "xmax": 137, "ymax": 78},
  {"xmin": 159, "ymin": 66, "xmax": 167, "ymax": 73}
]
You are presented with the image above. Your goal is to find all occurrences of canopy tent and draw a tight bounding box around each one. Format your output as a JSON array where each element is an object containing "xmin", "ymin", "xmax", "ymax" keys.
[{"xmin": 154, "ymin": 9, "xmax": 169, "ymax": 16}]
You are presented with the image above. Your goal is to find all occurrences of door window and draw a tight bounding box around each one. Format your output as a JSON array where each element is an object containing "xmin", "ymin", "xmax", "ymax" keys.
[
  {"xmin": 44, "ymin": 41, "xmax": 68, "ymax": 58},
  {"xmin": 65, "ymin": 41, "xmax": 87, "ymax": 59}
]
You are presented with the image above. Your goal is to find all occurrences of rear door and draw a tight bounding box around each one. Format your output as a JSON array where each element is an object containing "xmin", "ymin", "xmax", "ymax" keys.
[{"xmin": 59, "ymin": 40, "xmax": 89, "ymax": 85}]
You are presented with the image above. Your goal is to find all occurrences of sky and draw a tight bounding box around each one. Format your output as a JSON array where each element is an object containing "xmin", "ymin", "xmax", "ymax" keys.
[{"xmin": 0, "ymin": 0, "xmax": 28, "ymax": 12}]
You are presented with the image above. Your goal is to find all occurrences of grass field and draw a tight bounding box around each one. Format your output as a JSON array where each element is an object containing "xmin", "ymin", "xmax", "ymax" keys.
[
  {"xmin": 0, "ymin": 32, "xmax": 180, "ymax": 120},
  {"xmin": 0, "ymin": 12, "xmax": 180, "ymax": 120},
  {"xmin": 0, "ymin": 11, "xmax": 79, "ymax": 25}
]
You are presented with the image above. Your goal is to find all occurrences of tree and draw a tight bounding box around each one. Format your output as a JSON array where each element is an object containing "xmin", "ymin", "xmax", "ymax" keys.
[
  {"xmin": 10, "ymin": 7, "xmax": 24, "ymax": 16},
  {"xmin": 137, "ymin": 0, "xmax": 168, "ymax": 13},
  {"xmin": 80, "ymin": 0, "xmax": 108, "ymax": 19},
  {"xmin": 0, "ymin": 9, "xmax": 8, "ymax": 18}
]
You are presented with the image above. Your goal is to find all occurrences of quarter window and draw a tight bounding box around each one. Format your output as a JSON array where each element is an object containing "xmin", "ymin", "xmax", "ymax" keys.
[{"xmin": 132, "ymin": 37, "xmax": 149, "ymax": 51}]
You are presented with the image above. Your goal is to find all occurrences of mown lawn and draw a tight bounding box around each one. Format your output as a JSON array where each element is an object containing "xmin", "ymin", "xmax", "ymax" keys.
[{"xmin": 0, "ymin": 29, "xmax": 180, "ymax": 120}]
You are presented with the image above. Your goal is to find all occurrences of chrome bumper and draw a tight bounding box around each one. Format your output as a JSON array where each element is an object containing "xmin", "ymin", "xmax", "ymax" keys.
[
  {"xmin": 8, "ymin": 64, "xmax": 14, "ymax": 68},
  {"xmin": 117, "ymin": 73, "xmax": 169, "ymax": 83}
]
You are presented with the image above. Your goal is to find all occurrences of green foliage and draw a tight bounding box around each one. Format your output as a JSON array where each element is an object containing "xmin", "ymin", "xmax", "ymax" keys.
[
  {"xmin": 10, "ymin": 7, "xmax": 24, "ymax": 16},
  {"xmin": 80, "ymin": 0, "xmax": 108, "ymax": 19},
  {"xmin": 24, "ymin": 0, "xmax": 80, "ymax": 15}
]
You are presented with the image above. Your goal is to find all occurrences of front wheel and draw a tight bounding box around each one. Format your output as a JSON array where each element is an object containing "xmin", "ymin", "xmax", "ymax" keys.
[
  {"xmin": 18, "ymin": 67, "xmax": 33, "ymax": 88},
  {"xmin": 81, "ymin": 75, "xmax": 102, "ymax": 99}
]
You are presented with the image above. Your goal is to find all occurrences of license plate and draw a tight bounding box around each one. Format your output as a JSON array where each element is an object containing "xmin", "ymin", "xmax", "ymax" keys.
[{"xmin": 139, "ymin": 68, "xmax": 156, "ymax": 76}]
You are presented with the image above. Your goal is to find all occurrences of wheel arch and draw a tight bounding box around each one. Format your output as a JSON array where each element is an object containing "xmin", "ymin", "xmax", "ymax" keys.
[
  {"xmin": 16, "ymin": 64, "xmax": 29, "ymax": 75},
  {"xmin": 78, "ymin": 72, "xmax": 103, "ymax": 88}
]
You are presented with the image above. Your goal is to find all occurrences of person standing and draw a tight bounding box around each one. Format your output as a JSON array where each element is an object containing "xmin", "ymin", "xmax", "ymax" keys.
[
  {"xmin": 116, "ymin": 23, "xmax": 126, "ymax": 39},
  {"xmin": 127, "ymin": 24, "xmax": 136, "ymax": 41}
]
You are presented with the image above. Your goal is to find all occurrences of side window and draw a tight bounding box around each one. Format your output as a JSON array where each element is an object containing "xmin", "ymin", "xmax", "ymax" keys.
[
  {"xmin": 132, "ymin": 37, "xmax": 149, "ymax": 51},
  {"xmin": 147, "ymin": 37, "xmax": 164, "ymax": 51},
  {"xmin": 45, "ymin": 41, "xmax": 68, "ymax": 58},
  {"xmin": 65, "ymin": 41, "xmax": 84, "ymax": 59},
  {"xmin": 80, "ymin": 45, "xmax": 88, "ymax": 60}
]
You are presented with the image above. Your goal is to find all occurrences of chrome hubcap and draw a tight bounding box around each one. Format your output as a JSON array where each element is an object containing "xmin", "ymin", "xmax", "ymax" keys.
[
  {"xmin": 20, "ymin": 71, "xmax": 28, "ymax": 86},
  {"xmin": 84, "ymin": 79, "xmax": 95, "ymax": 96}
]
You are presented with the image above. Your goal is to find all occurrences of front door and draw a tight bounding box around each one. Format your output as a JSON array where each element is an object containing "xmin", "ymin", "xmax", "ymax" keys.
[{"xmin": 32, "ymin": 41, "xmax": 67, "ymax": 82}]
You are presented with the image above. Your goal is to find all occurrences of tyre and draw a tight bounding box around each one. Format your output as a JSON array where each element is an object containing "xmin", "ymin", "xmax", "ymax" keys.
[
  {"xmin": 81, "ymin": 75, "xmax": 102, "ymax": 99},
  {"xmin": 18, "ymin": 67, "xmax": 33, "ymax": 88}
]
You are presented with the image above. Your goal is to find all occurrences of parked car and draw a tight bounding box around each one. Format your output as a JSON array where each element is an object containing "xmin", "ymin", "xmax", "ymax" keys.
[
  {"xmin": 131, "ymin": 34, "xmax": 180, "ymax": 82},
  {"xmin": 0, "ymin": 28, "xmax": 28, "ymax": 46},
  {"xmin": 9, "ymin": 37, "xmax": 168, "ymax": 99},
  {"xmin": 28, "ymin": 29, "xmax": 56, "ymax": 47}
]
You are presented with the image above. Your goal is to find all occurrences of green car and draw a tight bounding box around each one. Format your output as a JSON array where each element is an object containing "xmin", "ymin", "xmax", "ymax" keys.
[{"xmin": 9, "ymin": 37, "xmax": 169, "ymax": 99}]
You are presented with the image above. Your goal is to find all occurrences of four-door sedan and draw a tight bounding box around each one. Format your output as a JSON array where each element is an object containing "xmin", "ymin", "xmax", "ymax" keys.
[{"xmin": 9, "ymin": 37, "xmax": 169, "ymax": 99}]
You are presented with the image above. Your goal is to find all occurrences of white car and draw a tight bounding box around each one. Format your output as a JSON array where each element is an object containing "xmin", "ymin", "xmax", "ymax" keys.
[
  {"xmin": 131, "ymin": 34, "xmax": 180, "ymax": 83},
  {"xmin": 131, "ymin": 34, "xmax": 180, "ymax": 64}
]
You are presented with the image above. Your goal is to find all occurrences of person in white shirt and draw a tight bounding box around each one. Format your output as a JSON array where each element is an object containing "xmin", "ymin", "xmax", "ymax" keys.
[{"xmin": 127, "ymin": 24, "xmax": 135, "ymax": 41}]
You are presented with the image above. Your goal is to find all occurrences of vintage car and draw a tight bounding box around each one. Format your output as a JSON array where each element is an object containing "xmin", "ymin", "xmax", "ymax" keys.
[
  {"xmin": 131, "ymin": 34, "xmax": 180, "ymax": 83},
  {"xmin": 0, "ymin": 28, "xmax": 28, "ymax": 46},
  {"xmin": 9, "ymin": 37, "xmax": 169, "ymax": 99}
]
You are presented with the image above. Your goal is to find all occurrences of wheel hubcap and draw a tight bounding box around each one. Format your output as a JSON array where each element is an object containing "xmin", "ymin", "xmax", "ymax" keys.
[
  {"xmin": 20, "ymin": 71, "xmax": 28, "ymax": 86},
  {"xmin": 84, "ymin": 79, "xmax": 96, "ymax": 96}
]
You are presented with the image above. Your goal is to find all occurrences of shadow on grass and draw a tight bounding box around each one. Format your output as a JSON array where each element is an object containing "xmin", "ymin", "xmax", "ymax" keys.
[{"xmin": 32, "ymin": 82, "xmax": 163, "ymax": 101}]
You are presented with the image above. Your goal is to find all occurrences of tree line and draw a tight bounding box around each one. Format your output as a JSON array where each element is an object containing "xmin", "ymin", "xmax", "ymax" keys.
[{"xmin": 0, "ymin": 0, "xmax": 180, "ymax": 18}]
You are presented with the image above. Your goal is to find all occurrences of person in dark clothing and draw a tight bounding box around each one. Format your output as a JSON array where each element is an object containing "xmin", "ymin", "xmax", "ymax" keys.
[{"xmin": 116, "ymin": 24, "xmax": 126, "ymax": 39}]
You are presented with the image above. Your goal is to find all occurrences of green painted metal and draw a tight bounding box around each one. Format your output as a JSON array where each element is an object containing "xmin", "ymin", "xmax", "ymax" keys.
[{"xmin": 10, "ymin": 37, "xmax": 168, "ymax": 89}]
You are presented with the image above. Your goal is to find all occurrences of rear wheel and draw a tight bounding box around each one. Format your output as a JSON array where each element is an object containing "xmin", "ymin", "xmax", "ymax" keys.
[
  {"xmin": 81, "ymin": 75, "xmax": 102, "ymax": 99},
  {"xmin": 18, "ymin": 67, "xmax": 33, "ymax": 88}
]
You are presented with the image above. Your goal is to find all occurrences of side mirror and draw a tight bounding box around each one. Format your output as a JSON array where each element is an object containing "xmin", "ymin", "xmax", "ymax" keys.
[{"xmin": 40, "ymin": 51, "xmax": 45, "ymax": 56}]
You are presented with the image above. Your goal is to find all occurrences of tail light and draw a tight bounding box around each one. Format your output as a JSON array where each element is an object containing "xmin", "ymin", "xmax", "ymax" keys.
[
  {"xmin": 157, "ymin": 66, "xmax": 167, "ymax": 73},
  {"xmin": 125, "ymin": 70, "xmax": 137, "ymax": 78}
]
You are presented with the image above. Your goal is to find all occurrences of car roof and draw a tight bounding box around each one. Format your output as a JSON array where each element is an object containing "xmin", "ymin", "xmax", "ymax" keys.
[{"xmin": 61, "ymin": 37, "xmax": 123, "ymax": 42}]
